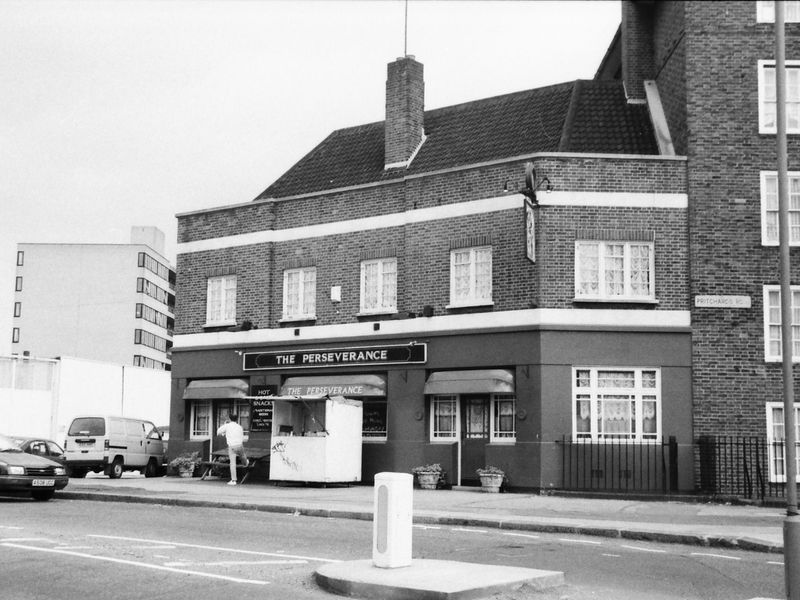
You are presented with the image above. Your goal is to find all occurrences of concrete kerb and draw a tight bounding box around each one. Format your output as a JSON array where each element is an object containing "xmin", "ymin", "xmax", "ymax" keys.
[{"xmin": 56, "ymin": 490, "xmax": 781, "ymax": 554}]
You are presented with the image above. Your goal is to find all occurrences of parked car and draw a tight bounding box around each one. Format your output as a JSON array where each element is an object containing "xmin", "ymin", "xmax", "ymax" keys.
[
  {"xmin": 0, "ymin": 433, "xmax": 69, "ymax": 501},
  {"xmin": 10, "ymin": 437, "xmax": 67, "ymax": 466},
  {"xmin": 64, "ymin": 416, "xmax": 166, "ymax": 478}
]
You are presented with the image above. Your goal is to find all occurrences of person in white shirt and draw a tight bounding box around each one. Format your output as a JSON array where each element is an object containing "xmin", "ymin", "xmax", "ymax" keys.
[{"xmin": 216, "ymin": 413, "xmax": 249, "ymax": 485}]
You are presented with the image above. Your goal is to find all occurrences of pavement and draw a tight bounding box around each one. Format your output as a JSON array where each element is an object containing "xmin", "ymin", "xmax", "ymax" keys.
[{"xmin": 56, "ymin": 472, "xmax": 785, "ymax": 554}]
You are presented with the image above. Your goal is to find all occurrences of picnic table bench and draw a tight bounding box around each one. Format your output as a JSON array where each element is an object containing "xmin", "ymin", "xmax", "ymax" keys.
[{"xmin": 199, "ymin": 447, "xmax": 270, "ymax": 484}]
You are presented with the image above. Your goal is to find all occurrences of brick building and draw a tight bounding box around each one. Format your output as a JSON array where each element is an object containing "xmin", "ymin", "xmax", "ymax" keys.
[
  {"xmin": 593, "ymin": 0, "xmax": 800, "ymax": 495},
  {"xmin": 169, "ymin": 13, "xmax": 699, "ymax": 489}
]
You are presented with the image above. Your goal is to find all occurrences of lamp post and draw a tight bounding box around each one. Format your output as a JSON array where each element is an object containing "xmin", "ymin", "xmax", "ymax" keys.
[{"xmin": 776, "ymin": 3, "xmax": 800, "ymax": 598}]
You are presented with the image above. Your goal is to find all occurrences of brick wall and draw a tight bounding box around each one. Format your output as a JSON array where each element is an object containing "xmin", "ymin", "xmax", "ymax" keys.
[
  {"xmin": 175, "ymin": 155, "xmax": 688, "ymax": 335},
  {"xmin": 680, "ymin": 2, "xmax": 800, "ymax": 438}
]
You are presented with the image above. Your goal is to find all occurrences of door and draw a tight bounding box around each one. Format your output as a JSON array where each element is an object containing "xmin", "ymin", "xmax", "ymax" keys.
[
  {"xmin": 461, "ymin": 394, "xmax": 489, "ymax": 485},
  {"xmin": 125, "ymin": 420, "xmax": 147, "ymax": 467}
]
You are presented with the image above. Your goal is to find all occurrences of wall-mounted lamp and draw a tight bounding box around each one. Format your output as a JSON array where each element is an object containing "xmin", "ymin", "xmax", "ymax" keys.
[{"xmin": 503, "ymin": 162, "xmax": 553, "ymax": 204}]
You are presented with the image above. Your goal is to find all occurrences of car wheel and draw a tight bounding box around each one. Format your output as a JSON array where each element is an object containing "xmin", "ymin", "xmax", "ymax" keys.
[
  {"xmin": 32, "ymin": 490, "xmax": 55, "ymax": 501},
  {"xmin": 108, "ymin": 459, "xmax": 123, "ymax": 479},
  {"xmin": 144, "ymin": 459, "xmax": 158, "ymax": 478}
]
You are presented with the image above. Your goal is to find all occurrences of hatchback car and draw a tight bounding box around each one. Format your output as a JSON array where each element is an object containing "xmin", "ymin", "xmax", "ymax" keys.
[
  {"xmin": 11, "ymin": 437, "xmax": 66, "ymax": 466},
  {"xmin": 0, "ymin": 434, "xmax": 68, "ymax": 501}
]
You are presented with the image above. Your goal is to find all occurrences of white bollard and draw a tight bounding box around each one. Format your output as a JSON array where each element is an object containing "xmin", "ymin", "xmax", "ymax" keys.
[{"xmin": 372, "ymin": 472, "xmax": 413, "ymax": 568}]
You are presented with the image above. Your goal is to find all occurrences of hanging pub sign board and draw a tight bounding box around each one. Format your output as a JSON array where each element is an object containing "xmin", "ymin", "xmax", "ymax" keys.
[
  {"xmin": 524, "ymin": 198, "xmax": 535, "ymax": 262},
  {"xmin": 243, "ymin": 342, "xmax": 427, "ymax": 371},
  {"xmin": 249, "ymin": 385, "xmax": 277, "ymax": 432}
]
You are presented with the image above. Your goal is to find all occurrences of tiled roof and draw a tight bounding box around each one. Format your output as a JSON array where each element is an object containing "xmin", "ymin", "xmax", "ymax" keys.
[{"xmin": 257, "ymin": 79, "xmax": 657, "ymax": 200}]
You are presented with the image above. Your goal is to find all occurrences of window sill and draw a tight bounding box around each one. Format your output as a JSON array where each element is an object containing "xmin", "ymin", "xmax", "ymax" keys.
[
  {"xmin": 429, "ymin": 439, "xmax": 458, "ymax": 444},
  {"xmin": 489, "ymin": 440, "xmax": 517, "ymax": 445},
  {"xmin": 356, "ymin": 310, "xmax": 397, "ymax": 317},
  {"xmin": 204, "ymin": 320, "xmax": 236, "ymax": 328},
  {"xmin": 279, "ymin": 316, "xmax": 317, "ymax": 323},
  {"xmin": 572, "ymin": 297, "xmax": 659, "ymax": 305},
  {"xmin": 445, "ymin": 301, "xmax": 494, "ymax": 310},
  {"xmin": 362, "ymin": 437, "xmax": 387, "ymax": 444}
]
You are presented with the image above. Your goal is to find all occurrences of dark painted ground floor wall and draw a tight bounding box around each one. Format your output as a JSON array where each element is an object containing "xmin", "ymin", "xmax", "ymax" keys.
[{"xmin": 168, "ymin": 327, "xmax": 693, "ymax": 491}]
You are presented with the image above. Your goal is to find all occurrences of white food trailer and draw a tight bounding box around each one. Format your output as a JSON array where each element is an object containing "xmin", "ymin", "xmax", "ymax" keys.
[{"xmin": 268, "ymin": 395, "xmax": 363, "ymax": 483}]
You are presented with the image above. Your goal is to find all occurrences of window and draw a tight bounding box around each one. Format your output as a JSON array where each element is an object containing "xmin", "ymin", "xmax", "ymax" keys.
[
  {"xmin": 283, "ymin": 267, "xmax": 316, "ymax": 320},
  {"xmin": 205, "ymin": 275, "xmax": 237, "ymax": 326},
  {"xmin": 758, "ymin": 61, "xmax": 800, "ymax": 134},
  {"xmin": 761, "ymin": 171, "xmax": 800, "ymax": 245},
  {"xmin": 133, "ymin": 355, "xmax": 170, "ymax": 371},
  {"xmin": 572, "ymin": 367, "xmax": 660, "ymax": 441},
  {"xmin": 575, "ymin": 240, "xmax": 654, "ymax": 301},
  {"xmin": 11, "ymin": 328, "xmax": 19, "ymax": 344},
  {"xmin": 134, "ymin": 329, "xmax": 172, "ymax": 353},
  {"xmin": 763, "ymin": 285, "xmax": 800, "ymax": 361},
  {"xmin": 757, "ymin": 1, "xmax": 800, "ymax": 22},
  {"xmin": 191, "ymin": 400, "xmax": 211, "ymax": 438},
  {"xmin": 766, "ymin": 402, "xmax": 800, "ymax": 482},
  {"xmin": 360, "ymin": 258, "xmax": 397, "ymax": 314},
  {"xmin": 430, "ymin": 395, "xmax": 458, "ymax": 441},
  {"xmin": 215, "ymin": 400, "xmax": 251, "ymax": 437},
  {"xmin": 491, "ymin": 395, "xmax": 516, "ymax": 442},
  {"xmin": 15, "ymin": 277, "xmax": 22, "ymax": 292},
  {"xmin": 449, "ymin": 246, "xmax": 492, "ymax": 307},
  {"xmin": 136, "ymin": 303, "xmax": 173, "ymax": 332},
  {"xmin": 138, "ymin": 252, "xmax": 172, "ymax": 284},
  {"xmin": 137, "ymin": 277, "xmax": 173, "ymax": 309},
  {"xmin": 362, "ymin": 400, "xmax": 388, "ymax": 440},
  {"xmin": 16, "ymin": 251, "xmax": 23, "ymax": 266},
  {"xmin": 13, "ymin": 302, "xmax": 20, "ymax": 318}
]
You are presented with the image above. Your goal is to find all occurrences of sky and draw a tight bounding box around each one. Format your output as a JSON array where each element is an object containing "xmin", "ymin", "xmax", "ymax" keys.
[{"xmin": 0, "ymin": 0, "xmax": 621, "ymax": 356}]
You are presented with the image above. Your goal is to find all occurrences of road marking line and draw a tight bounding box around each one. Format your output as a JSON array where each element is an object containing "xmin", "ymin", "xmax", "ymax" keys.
[
  {"xmin": 452, "ymin": 528, "xmax": 487, "ymax": 534},
  {"xmin": 165, "ymin": 560, "xmax": 307, "ymax": 567},
  {"xmin": 0, "ymin": 538, "xmax": 51, "ymax": 543},
  {"xmin": 601, "ymin": 553, "xmax": 621, "ymax": 557},
  {"xmin": 768, "ymin": 561, "xmax": 784, "ymax": 566},
  {"xmin": 558, "ymin": 538, "xmax": 602, "ymax": 545},
  {"xmin": 1, "ymin": 543, "xmax": 269, "ymax": 586},
  {"xmin": 690, "ymin": 552, "xmax": 741, "ymax": 561},
  {"xmin": 501, "ymin": 532, "xmax": 540, "ymax": 540},
  {"xmin": 0, "ymin": 526, "xmax": 23, "ymax": 530},
  {"xmin": 620, "ymin": 545, "xmax": 667, "ymax": 553},
  {"xmin": 413, "ymin": 525, "xmax": 441, "ymax": 530},
  {"xmin": 87, "ymin": 534, "xmax": 340, "ymax": 563}
]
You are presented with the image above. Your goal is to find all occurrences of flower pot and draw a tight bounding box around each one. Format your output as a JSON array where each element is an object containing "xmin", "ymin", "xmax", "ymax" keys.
[
  {"xmin": 178, "ymin": 466, "xmax": 194, "ymax": 478},
  {"xmin": 478, "ymin": 473, "xmax": 503, "ymax": 493},
  {"xmin": 416, "ymin": 472, "xmax": 440, "ymax": 490}
]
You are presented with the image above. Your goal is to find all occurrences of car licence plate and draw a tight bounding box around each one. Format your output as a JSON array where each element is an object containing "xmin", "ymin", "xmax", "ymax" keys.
[{"xmin": 32, "ymin": 479, "xmax": 55, "ymax": 487}]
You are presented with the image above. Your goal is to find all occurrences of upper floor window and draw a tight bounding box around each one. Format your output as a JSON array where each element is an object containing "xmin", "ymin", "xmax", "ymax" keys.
[
  {"xmin": 761, "ymin": 171, "xmax": 800, "ymax": 245},
  {"xmin": 757, "ymin": 1, "xmax": 800, "ymax": 22},
  {"xmin": 206, "ymin": 275, "xmax": 237, "ymax": 326},
  {"xmin": 360, "ymin": 258, "xmax": 397, "ymax": 314},
  {"xmin": 283, "ymin": 267, "xmax": 316, "ymax": 320},
  {"xmin": 763, "ymin": 285, "xmax": 800, "ymax": 361},
  {"xmin": 575, "ymin": 240, "xmax": 654, "ymax": 301},
  {"xmin": 11, "ymin": 328, "xmax": 19, "ymax": 344},
  {"xmin": 758, "ymin": 60, "xmax": 800, "ymax": 134},
  {"xmin": 16, "ymin": 251, "xmax": 23, "ymax": 266},
  {"xmin": 573, "ymin": 367, "xmax": 660, "ymax": 442},
  {"xmin": 138, "ymin": 252, "xmax": 172, "ymax": 285},
  {"xmin": 449, "ymin": 246, "xmax": 492, "ymax": 307},
  {"xmin": 15, "ymin": 277, "xmax": 22, "ymax": 292}
]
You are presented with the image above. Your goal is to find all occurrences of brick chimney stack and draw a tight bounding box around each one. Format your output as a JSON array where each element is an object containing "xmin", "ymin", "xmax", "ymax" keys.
[
  {"xmin": 621, "ymin": 0, "xmax": 655, "ymax": 102},
  {"xmin": 385, "ymin": 55, "xmax": 425, "ymax": 168}
]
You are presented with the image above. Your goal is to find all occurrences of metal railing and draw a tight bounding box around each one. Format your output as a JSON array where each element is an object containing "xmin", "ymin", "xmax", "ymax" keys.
[
  {"xmin": 697, "ymin": 435, "xmax": 789, "ymax": 501},
  {"xmin": 558, "ymin": 435, "xmax": 678, "ymax": 494}
]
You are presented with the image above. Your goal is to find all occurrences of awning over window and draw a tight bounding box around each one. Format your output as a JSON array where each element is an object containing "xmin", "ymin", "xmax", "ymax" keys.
[
  {"xmin": 280, "ymin": 374, "xmax": 386, "ymax": 397},
  {"xmin": 183, "ymin": 378, "xmax": 249, "ymax": 400},
  {"xmin": 423, "ymin": 369, "xmax": 515, "ymax": 395}
]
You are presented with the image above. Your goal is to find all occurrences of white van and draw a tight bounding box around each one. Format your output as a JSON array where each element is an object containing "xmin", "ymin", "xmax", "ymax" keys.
[{"xmin": 64, "ymin": 416, "xmax": 166, "ymax": 479}]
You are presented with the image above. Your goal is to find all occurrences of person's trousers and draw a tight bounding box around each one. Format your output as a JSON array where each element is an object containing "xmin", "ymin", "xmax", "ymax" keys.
[{"xmin": 227, "ymin": 444, "xmax": 248, "ymax": 481}]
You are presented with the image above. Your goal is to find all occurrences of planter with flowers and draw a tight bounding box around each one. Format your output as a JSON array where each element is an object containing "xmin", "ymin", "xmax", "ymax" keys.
[
  {"xmin": 476, "ymin": 466, "xmax": 505, "ymax": 493},
  {"xmin": 411, "ymin": 463, "xmax": 443, "ymax": 490},
  {"xmin": 169, "ymin": 451, "xmax": 200, "ymax": 478}
]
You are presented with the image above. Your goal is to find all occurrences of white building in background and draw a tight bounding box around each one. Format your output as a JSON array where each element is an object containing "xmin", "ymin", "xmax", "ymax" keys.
[
  {"xmin": 11, "ymin": 226, "xmax": 174, "ymax": 370},
  {"xmin": 0, "ymin": 354, "xmax": 170, "ymax": 440}
]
